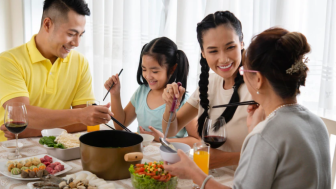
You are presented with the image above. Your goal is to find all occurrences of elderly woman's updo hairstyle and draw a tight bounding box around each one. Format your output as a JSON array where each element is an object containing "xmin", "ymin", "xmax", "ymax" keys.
[{"xmin": 245, "ymin": 27, "xmax": 310, "ymax": 98}]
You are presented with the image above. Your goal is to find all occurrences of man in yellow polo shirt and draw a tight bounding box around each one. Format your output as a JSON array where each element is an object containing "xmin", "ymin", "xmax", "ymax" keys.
[{"xmin": 0, "ymin": 0, "xmax": 113, "ymax": 141}]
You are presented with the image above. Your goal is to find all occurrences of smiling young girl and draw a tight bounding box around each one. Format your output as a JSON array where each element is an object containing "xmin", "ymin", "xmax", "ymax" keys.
[
  {"xmin": 104, "ymin": 37, "xmax": 200, "ymax": 146},
  {"xmin": 162, "ymin": 11, "xmax": 252, "ymax": 169}
]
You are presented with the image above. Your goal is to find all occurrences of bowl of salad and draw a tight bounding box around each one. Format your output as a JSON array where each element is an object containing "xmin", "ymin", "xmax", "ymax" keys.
[{"xmin": 129, "ymin": 161, "xmax": 178, "ymax": 189}]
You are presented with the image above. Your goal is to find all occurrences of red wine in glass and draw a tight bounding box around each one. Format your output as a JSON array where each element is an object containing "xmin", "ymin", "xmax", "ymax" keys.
[
  {"xmin": 4, "ymin": 102, "xmax": 28, "ymax": 159},
  {"xmin": 5, "ymin": 122, "xmax": 27, "ymax": 134},
  {"xmin": 203, "ymin": 135, "xmax": 226, "ymax": 148}
]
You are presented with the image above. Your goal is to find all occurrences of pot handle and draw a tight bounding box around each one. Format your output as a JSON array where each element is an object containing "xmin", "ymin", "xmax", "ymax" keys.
[{"xmin": 124, "ymin": 152, "xmax": 143, "ymax": 162}]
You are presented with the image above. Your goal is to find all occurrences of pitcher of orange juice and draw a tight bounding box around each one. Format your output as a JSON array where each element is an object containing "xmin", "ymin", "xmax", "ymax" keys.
[
  {"xmin": 86, "ymin": 100, "xmax": 100, "ymax": 132},
  {"xmin": 193, "ymin": 142, "xmax": 210, "ymax": 188}
]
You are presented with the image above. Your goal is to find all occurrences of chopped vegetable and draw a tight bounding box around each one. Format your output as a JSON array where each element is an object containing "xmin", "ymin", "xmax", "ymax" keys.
[
  {"xmin": 39, "ymin": 136, "xmax": 65, "ymax": 149},
  {"xmin": 129, "ymin": 161, "xmax": 177, "ymax": 189}
]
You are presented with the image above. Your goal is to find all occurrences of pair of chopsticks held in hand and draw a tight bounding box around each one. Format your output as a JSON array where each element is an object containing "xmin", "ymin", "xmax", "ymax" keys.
[
  {"xmin": 99, "ymin": 69, "xmax": 131, "ymax": 132},
  {"xmin": 212, "ymin": 101, "xmax": 259, "ymax": 108}
]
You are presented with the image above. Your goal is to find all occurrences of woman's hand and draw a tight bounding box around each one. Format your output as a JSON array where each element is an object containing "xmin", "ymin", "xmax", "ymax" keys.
[
  {"xmin": 246, "ymin": 104, "xmax": 265, "ymax": 133},
  {"xmin": 104, "ymin": 73, "xmax": 121, "ymax": 96},
  {"xmin": 139, "ymin": 126, "xmax": 163, "ymax": 142},
  {"xmin": 162, "ymin": 82, "xmax": 185, "ymax": 111},
  {"xmin": 163, "ymin": 149, "xmax": 199, "ymax": 179}
]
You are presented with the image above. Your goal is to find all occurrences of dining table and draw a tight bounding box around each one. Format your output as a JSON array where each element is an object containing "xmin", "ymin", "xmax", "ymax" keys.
[{"xmin": 0, "ymin": 129, "xmax": 235, "ymax": 189}]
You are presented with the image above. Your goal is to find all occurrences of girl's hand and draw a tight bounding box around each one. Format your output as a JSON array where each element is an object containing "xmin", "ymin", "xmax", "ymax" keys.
[
  {"xmin": 246, "ymin": 104, "xmax": 265, "ymax": 133},
  {"xmin": 162, "ymin": 82, "xmax": 185, "ymax": 111},
  {"xmin": 139, "ymin": 126, "xmax": 163, "ymax": 142},
  {"xmin": 163, "ymin": 149, "xmax": 199, "ymax": 179},
  {"xmin": 104, "ymin": 73, "xmax": 121, "ymax": 96}
]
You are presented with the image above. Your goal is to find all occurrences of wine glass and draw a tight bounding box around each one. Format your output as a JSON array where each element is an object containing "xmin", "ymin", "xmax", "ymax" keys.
[
  {"xmin": 202, "ymin": 116, "xmax": 226, "ymax": 148},
  {"xmin": 4, "ymin": 102, "xmax": 28, "ymax": 159},
  {"xmin": 202, "ymin": 116, "xmax": 226, "ymax": 176}
]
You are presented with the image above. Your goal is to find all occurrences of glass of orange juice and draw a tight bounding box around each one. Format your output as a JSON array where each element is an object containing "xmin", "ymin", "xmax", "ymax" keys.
[
  {"xmin": 193, "ymin": 142, "xmax": 210, "ymax": 189},
  {"xmin": 86, "ymin": 100, "xmax": 100, "ymax": 132}
]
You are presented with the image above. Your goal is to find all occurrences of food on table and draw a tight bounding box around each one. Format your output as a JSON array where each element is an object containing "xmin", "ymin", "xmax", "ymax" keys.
[
  {"xmin": 10, "ymin": 168, "xmax": 21, "ymax": 175},
  {"xmin": 36, "ymin": 169, "xmax": 44, "ymax": 178},
  {"xmin": 16, "ymin": 162, "xmax": 23, "ymax": 169},
  {"xmin": 7, "ymin": 163, "xmax": 15, "ymax": 172},
  {"xmin": 64, "ymin": 172, "xmax": 115, "ymax": 189},
  {"xmin": 32, "ymin": 157, "xmax": 41, "ymax": 165},
  {"xmin": 24, "ymin": 161, "xmax": 32, "ymax": 167},
  {"xmin": 129, "ymin": 161, "xmax": 178, "ymax": 189},
  {"xmin": 21, "ymin": 166, "xmax": 29, "ymax": 171},
  {"xmin": 29, "ymin": 171, "xmax": 36, "ymax": 178},
  {"xmin": 29, "ymin": 165, "xmax": 37, "ymax": 171},
  {"xmin": 5, "ymin": 155, "xmax": 65, "ymax": 178},
  {"xmin": 39, "ymin": 136, "xmax": 65, "ymax": 149},
  {"xmin": 55, "ymin": 131, "xmax": 80, "ymax": 148},
  {"xmin": 39, "ymin": 131, "xmax": 80, "ymax": 149},
  {"xmin": 37, "ymin": 164, "xmax": 46, "ymax": 171},
  {"xmin": 6, "ymin": 160, "xmax": 14, "ymax": 167},
  {"xmin": 21, "ymin": 170, "xmax": 29, "ymax": 178}
]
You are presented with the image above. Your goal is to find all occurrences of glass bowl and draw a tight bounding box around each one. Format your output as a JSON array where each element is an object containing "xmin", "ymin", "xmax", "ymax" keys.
[{"xmin": 130, "ymin": 173, "xmax": 178, "ymax": 189}]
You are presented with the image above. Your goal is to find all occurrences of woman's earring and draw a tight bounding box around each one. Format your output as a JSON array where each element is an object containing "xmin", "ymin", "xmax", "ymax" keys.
[{"xmin": 257, "ymin": 90, "xmax": 259, "ymax": 94}]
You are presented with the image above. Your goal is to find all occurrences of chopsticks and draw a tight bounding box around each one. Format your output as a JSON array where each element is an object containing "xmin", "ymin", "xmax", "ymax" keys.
[
  {"xmin": 104, "ymin": 123, "xmax": 116, "ymax": 130},
  {"xmin": 103, "ymin": 68, "xmax": 124, "ymax": 101},
  {"xmin": 110, "ymin": 115, "xmax": 132, "ymax": 133},
  {"xmin": 212, "ymin": 101, "xmax": 258, "ymax": 108}
]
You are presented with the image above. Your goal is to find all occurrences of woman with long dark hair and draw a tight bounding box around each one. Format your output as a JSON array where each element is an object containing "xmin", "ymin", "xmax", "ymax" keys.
[
  {"xmin": 162, "ymin": 11, "xmax": 251, "ymax": 168},
  {"xmin": 164, "ymin": 27, "xmax": 331, "ymax": 189},
  {"xmin": 104, "ymin": 37, "xmax": 200, "ymax": 146}
]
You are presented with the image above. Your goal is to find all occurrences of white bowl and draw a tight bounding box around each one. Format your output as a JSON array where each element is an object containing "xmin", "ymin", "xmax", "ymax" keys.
[
  {"xmin": 41, "ymin": 128, "xmax": 66, "ymax": 137},
  {"xmin": 160, "ymin": 142, "xmax": 191, "ymax": 164},
  {"xmin": 1, "ymin": 141, "xmax": 23, "ymax": 153},
  {"xmin": 140, "ymin": 134, "xmax": 155, "ymax": 147}
]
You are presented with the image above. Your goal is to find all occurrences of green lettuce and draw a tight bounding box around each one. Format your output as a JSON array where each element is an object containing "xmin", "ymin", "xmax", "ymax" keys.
[{"xmin": 39, "ymin": 136, "xmax": 65, "ymax": 149}]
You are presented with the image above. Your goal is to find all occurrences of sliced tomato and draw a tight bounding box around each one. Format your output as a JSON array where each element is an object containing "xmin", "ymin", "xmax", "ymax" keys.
[
  {"xmin": 157, "ymin": 164, "xmax": 163, "ymax": 168},
  {"xmin": 137, "ymin": 172, "xmax": 145, "ymax": 175},
  {"xmin": 166, "ymin": 173, "xmax": 171, "ymax": 182},
  {"xmin": 135, "ymin": 167, "xmax": 145, "ymax": 173},
  {"xmin": 146, "ymin": 172, "xmax": 156, "ymax": 176},
  {"xmin": 136, "ymin": 164, "xmax": 144, "ymax": 167},
  {"xmin": 153, "ymin": 175, "xmax": 161, "ymax": 180},
  {"xmin": 159, "ymin": 175, "xmax": 167, "ymax": 182}
]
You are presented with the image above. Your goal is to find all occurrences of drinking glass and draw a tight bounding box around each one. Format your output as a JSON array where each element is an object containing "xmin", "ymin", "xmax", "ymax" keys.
[
  {"xmin": 202, "ymin": 116, "xmax": 226, "ymax": 148},
  {"xmin": 4, "ymin": 102, "xmax": 28, "ymax": 159},
  {"xmin": 202, "ymin": 116, "xmax": 226, "ymax": 176},
  {"xmin": 193, "ymin": 142, "xmax": 210, "ymax": 189},
  {"xmin": 86, "ymin": 100, "xmax": 100, "ymax": 132}
]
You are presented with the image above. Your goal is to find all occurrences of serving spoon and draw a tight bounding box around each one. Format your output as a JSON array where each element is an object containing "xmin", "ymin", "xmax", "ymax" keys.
[{"xmin": 159, "ymin": 82, "xmax": 182, "ymax": 153}]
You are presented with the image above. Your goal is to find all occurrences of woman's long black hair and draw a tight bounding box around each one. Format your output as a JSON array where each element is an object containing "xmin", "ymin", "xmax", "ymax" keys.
[
  {"xmin": 136, "ymin": 37, "xmax": 189, "ymax": 104},
  {"xmin": 196, "ymin": 11, "xmax": 244, "ymax": 136}
]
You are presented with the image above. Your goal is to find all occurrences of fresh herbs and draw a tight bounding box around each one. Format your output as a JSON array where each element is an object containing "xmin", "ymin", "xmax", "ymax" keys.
[{"xmin": 39, "ymin": 136, "xmax": 65, "ymax": 149}]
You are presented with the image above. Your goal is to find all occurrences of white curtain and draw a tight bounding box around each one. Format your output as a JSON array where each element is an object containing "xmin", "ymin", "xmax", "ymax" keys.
[{"xmin": 1, "ymin": 0, "xmax": 335, "ymax": 131}]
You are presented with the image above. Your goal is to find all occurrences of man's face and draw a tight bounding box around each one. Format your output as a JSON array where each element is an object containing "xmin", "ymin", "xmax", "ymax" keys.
[{"xmin": 47, "ymin": 10, "xmax": 86, "ymax": 59}]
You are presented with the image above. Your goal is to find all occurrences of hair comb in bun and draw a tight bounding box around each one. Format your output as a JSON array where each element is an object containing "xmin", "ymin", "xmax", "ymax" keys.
[{"xmin": 286, "ymin": 57, "xmax": 309, "ymax": 75}]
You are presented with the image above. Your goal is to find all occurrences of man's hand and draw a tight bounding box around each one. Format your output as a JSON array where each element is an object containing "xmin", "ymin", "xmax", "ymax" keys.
[
  {"xmin": 0, "ymin": 125, "xmax": 41, "ymax": 140},
  {"xmin": 78, "ymin": 103, "xmax": 114, "ymax": 126},
  {"xmin": 139, "ymin": 126, "xmax": 163, "ymax": 142},
  {"xmin": 1, "ymin": 124, "xmax": 15, "ymax": 140}
]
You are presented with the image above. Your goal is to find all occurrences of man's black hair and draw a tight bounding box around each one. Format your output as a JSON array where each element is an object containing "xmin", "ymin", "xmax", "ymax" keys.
[{"xmin": 41, "ymin": 0, "xmax": 90, "ymax": 25}]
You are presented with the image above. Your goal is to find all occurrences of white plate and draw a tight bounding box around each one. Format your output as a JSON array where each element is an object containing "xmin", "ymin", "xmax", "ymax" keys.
[{"xmin": 0, "ymin": 154, "xmax": 72, "ymax": 181}]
